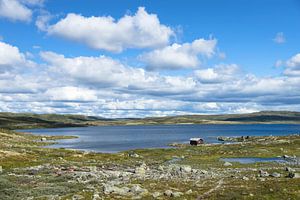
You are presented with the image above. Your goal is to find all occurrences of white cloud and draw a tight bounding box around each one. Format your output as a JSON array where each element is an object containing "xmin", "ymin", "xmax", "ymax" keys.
[
  {"xmin": 194, "ymin": 64, "xmax": 240, "ymax": 83},
  {"xmin": 45, "ymin": 86, "xmax": 98, "ymax": 102},
  {"xmin": 0, "ymin": 41, "xmax": 29, "ymax": 69},
  {"xmin": 141, "ymin": 38, "xmax": 217, "ymax": 70},
  {"xmin": 43, "ymin": 7, "xmax": 174, "ymax": 52},
  {"xmin": 284, "ymin": 53, "xmax": 300, "ymax": 76},
  {"xmin": 273, "ymin": 32, "xmax": 286, "ymax": 44},
  {"xmin": 1, "ymin": 41, "xmax": 300, "ymax": 117},
  {"xmin": 35, "ymin": 11, "xmax": 52, "ymax": 31},
  {"xmin": 0, "ymin": 0, "xmax": 32, "ymax": 22},
  {"xmin": 40, "ymin": 51, "xmax": 197, "ymax": 95}
]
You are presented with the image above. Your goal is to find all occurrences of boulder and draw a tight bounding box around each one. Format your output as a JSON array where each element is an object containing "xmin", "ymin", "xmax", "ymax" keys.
[
  {"xmin": 285, "ymin": 167, "xmax": 295, "ymax": 172},
  {"xmin": 185, "ymin": 189, "xmax": 193, "ymax": 194},
  {"xmin": 223, "ymin": 162, "xmax": 232, "ymax": 167},
  {"xmin": 242, "ymin": 176, "xmax": 249, "ymax": 181},
  {"xmin": 270, "ymin": 172, "xmax": 281, "ymax": 178},
  {"xmin": 152, "ymin": 192, "xmax": 161, "ymax": 198},
  {"xmin": 41, "ymin": 137, "xmax": 47, "ymax": 141},
  {"xmin": 130, "ymin": 185, "xmax": 148, "ymax": 195},
  {"xmin": 288, "ymin": 172, "xmax": 300, "ymax": 178},
  {"xmin": 164, "ymin": 190, "xmax": 173, "ymax": 197},
  {"xmin": 72, "ymin": 194, "xmax": 84, "ymax": 200},
  {"xmin": 172, "ymin": 192, "xmax": 183, "ymax": 197},
  {"xmin": 180, "ymin": 165, "xmax": 192, "ymax": 173},
  {"xmin": 259, "ymin": 170, "xmax": 269, "ymax": 177}
]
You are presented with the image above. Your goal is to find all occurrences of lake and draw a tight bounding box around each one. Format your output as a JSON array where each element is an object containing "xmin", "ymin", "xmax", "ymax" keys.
[{"xmin": 18, "ymin": 124, "xmax": 300, "ymax": 153}]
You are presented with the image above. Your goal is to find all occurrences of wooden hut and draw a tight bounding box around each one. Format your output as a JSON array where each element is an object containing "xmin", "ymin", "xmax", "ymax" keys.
[{"xmin": 190, "ymin": 138, "xmax": 204, "ymax": 145}]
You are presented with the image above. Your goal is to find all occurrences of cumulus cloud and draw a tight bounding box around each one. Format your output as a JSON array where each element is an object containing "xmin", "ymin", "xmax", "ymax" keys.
[
  {"xmin": 0, "ymin": 0, "xmax": 32, "ymax": 22},
  {"xmin": 283, "ymin": 53, "xmax": 300, "ymax": 76},
  {"xmin": 141, "ymin": 38, "xmax": 217, "ymax": 70},
  {"xmin": 35, "ymin": 10, "xmax": 52, "ymax": 31},
  {"xmin": 1, "ymin": 40, "xmax": 300, "ymax": 117},
  {"xmin": 273, "ymin": 32, "xmax": 286, "ymax": 44},
  {"xmin": 42, "ymin": 7, "xmax": 174, "ymax": 52},
  {"xmin": 40, "ymin": 51, "xmax": 197, "ymax": 95},
  {"xmin": 0, "ymin": 41, "xmax": 34, "ymax": 71},
  {"xmin": 45, "ymin": 86, "xmax": 98, "ymax": 102},
  {"xmin": 194, "ymin": 64, "xmax": 240, "ymax": 83}
]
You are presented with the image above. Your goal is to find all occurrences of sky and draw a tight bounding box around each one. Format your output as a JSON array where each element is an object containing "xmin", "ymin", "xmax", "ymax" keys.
[{"xmin": 0, "ymin": 0, "xmax": 300, "ymax": 118}]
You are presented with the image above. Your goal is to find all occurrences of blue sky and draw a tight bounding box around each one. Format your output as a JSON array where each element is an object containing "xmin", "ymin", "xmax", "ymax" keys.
[{"xmin": 0, "ymin": 0, "xmax": 300, "ymax": 117}]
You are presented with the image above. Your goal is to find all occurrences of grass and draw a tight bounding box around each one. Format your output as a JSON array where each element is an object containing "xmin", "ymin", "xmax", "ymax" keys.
[{"xmin": 0, "ymin": 129, "xmax": 300, "ymax": 199}]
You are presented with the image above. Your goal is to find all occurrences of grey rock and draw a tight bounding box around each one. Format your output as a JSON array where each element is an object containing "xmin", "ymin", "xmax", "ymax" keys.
[
  {"xmin": 242, "ymin": 176, "xmax": 249, "ymax": 181},
  {"xmin": 130, "ymin": 185, "xmax": 148, "ymax": 195},
  {"xmin": 103, "ymin": 184, "xmax": 115, "ymax": 194},
  {"xmin": 224, "ymin": 162, "xmax": 232, "ymax": 167},
  {"xmin": 285, "ymin": 167, "xmax": 295, "ymax": 172},
  {"xmin": 164, "ymin": 190, "xmax": 173, "ymax": 197},
  {"xmin": 180, "ymin": 165, "xmax": 192, "ymax": 173},
  {"xmin": 172, "ymin": 192, "xmax": 183, "ymax": 197},
  {"xmin": 288, "ymin": 172, "xmax": 300, "ymax": 178},
  {"xmin": 41, "ymin": 137, "xmax": 47, "ymax": 141},
  {"xmin": 115, "ymin": 187, "xmax": 130, "ymax": 196},
  {"xmin": 72, "ymin": 194, "xmax": 84, "ymax": 200},
  {"xmin": 185, "ymin": 189, "xmax": 193, "ymax": 194},
  {"xmin": 270, "ymin": 172, "xmax": 281, "ymax": 178},
  {"xmin": 0, "ymin": 166, "xmax": 2, "ymax": 173},
  {"xmin": 259, "ymin": 170, "xmax": 269, "ymax": 177},
  {"xmin": 152, "ymin": 192, "xmax": 161, "ymax": 198},
  {"xmin": 129, "ymin": 152, "xmax": 140, "ymax": 158}
]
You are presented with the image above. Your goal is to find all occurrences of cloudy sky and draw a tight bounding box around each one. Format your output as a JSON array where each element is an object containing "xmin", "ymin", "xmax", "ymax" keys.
[{"xmin": 0, "ymin": 0, "xmax": 300, "ymax": 118}]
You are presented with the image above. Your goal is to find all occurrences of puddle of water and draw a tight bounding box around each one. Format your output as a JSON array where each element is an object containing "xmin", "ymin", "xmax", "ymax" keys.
[{"xmin": 220, "ymin": 157, "xmax": 286, "ymax": 164}]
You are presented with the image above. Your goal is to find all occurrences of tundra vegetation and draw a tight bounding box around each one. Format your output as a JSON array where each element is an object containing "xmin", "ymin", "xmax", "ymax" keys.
[{"xmin": 0, "ymin": 126, "xmax": 300, "ymax": 199}]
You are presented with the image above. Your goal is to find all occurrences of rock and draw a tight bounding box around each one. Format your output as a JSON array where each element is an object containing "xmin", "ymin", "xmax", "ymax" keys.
[
  {"xmin": 152, "ymin": 192, "xmax": 161, "ymax": 198},
  {"xmin": 259, "ymin": 170, "xmax": 269, "ymax": 177},
  {"xmin": 92, "ymin": 192, "xmax": 100, "ymax": 200},
  {"xmin": 270, "ymin": 172, "xmax": 281, "ymax": 178},
  {"xmin": 164, "ymin": 190, "xmax": 173, "ymax": 197},
  {"xmin": 72, "ymin": 195, "xmax": 84, "ymax": 200},
  {"xmin": 41, "ymin": 137, "xmax": 47, "ymax": 141},
  {"xmin": 223, "ymin": 162, "xmax": 232, "ymax": 167},
  {"xmin": 172, "ymin": 192, "xmax": 183, "ymax": 197},
  {"xmin": 88, "ymin": 166, "xmax": 97, "ymax": 172},
  {"xmin": 288, "ymin": 172, "xmax": 300, "ymax": 178},
  {"xmin": 158, "ymin": 165, "xmax": 164, "ymax": 171},
  {"xmin": 0, "ymin": 166, "xmax": 2, "ymax": 173},
  {"xmin": 180, "ymin": 165, "xmax": 192, "ymax": 173},
  {"xmin": 285, "ymin": 167, "xmax": 295, "ymax": 172},
  {"xmin": 185, "ymin": 189, "xmax": 193, "ymax": 194},
  {"xmin": 115, "ymin": 187, "xmax": 130, "ymax": 196},
  {"xmin": 258, "ymin": 177, "xmax": 265, "ymax": 181},
  {"xmin": 129, "ymin": 152, "xmax": 140, "ymax": 158},
  {"xmin": 242, "ymin": 176, "xmax": 249, "ymax": 181},
  {"xmin": 135, "ymin": 167, "xmax": 146, "ymax": 175},
  {"xmin": 130, "ymin": 185, "xmax": 148, "ymax": 195},
  {"xmin": 103, "ymin": 184, "xmax": 115, "ymax": 194}
]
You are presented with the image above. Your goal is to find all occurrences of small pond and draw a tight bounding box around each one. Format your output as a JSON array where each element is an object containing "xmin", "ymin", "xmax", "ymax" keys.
[{"xmin": 220, "ymin": 157, "xmax": 286, "ymax": 164}]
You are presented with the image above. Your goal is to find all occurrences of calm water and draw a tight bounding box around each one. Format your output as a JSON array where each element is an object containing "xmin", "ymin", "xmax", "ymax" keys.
[
  {"xmin": 220, "ymin": 157, "xmax": 286, "ymax": 164},
  {"xmin": 18, "ymin": 124, "xmax": 300, "ymax": 153}
]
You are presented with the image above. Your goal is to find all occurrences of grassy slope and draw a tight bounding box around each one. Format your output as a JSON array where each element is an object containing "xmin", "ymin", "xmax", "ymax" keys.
[{"xmin": 1, "ymin": 111, "xmax": 300, "ymax": 130}]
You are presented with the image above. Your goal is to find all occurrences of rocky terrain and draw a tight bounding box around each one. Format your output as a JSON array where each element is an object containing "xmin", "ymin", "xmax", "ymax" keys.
[{"xmin": 0, "ymin": 128, "xmax": 300, "ymax": 199}]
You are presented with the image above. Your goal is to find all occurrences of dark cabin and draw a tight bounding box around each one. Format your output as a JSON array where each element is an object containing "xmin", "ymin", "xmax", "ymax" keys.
[{"xmin": 190, "ymin": 138, "xmax": 204, "ymax": 145}]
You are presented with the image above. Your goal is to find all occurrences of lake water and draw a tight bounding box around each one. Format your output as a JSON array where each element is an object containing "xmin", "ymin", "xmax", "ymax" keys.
[
  {"xmin": 220, "ymin": 157, "xmax": 286, "ymax": 164},
  {"xmin": 18, "ymin": 124, "xmax": 300, "ymax": 153}
]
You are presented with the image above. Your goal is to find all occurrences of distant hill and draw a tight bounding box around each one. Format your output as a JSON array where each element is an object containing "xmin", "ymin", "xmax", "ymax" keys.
[{"xmin": 0, "ymin": 111, "xmax": 300, "ymax": 129}]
